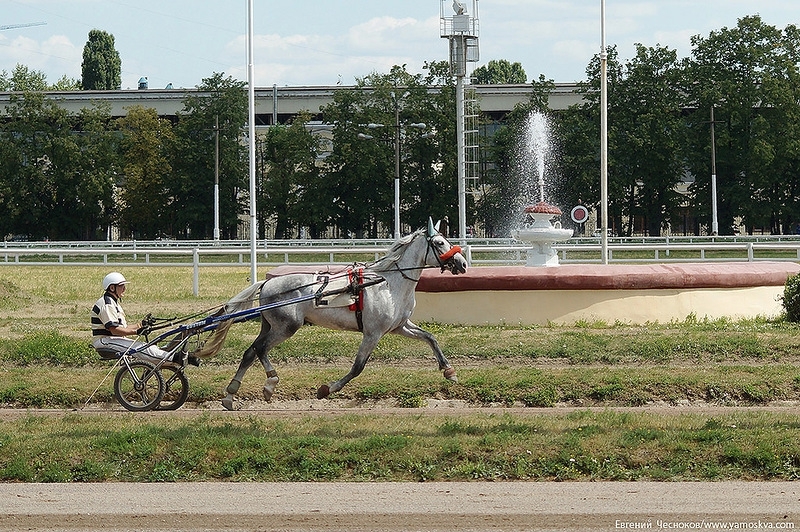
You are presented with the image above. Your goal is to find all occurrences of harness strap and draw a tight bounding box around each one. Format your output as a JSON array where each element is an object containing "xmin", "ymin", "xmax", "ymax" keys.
[{"xmin": 348, "ymin": 267, "xmax": 365, "ymax": 331}]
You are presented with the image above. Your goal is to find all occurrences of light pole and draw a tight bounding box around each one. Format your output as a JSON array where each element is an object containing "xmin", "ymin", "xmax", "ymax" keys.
[
  {"xmin": 710, "ymin": 104, "xmax": 719, "ymax": 236},
  {"xmin": 358, "ymin": 106, "xmax": 427, "ymax": 240},
  {"xmin": 600, "ymin": 0, "xmax": 609, "ymax": 263},
  {"xmin": 246, "ymin": 0, "xmax": 257, "ymax": 285},
  {"xmin": 213, "ymin": 115, "xmax": 220, "ymax": 241}
]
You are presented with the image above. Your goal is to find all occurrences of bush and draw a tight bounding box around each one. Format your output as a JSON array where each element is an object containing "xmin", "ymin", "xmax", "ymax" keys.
[{"xmin": 781, "ymin": 273, "xmax": 800, "ymax": 322}]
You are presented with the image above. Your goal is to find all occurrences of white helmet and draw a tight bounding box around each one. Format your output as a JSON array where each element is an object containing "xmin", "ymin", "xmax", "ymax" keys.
[{"xmin": 102, "ymin": 272, "xmax": 128, "ymax": 291}]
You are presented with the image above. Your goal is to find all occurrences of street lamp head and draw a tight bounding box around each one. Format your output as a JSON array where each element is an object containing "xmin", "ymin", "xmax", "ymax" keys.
[
  {"xmin": 409, "ymin": 122, "xmax": 427, "ymax": 129},
  {"xmin": 357, "ymin": 133, "xmax": 374, "ymax": 140},
  {"xmin": 366, "ymin": 123, "xmax": 385, "ymax": 129}
]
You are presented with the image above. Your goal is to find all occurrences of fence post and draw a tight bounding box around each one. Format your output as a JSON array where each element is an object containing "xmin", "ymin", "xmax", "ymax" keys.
[
  {"xmin": 193, "ymin": 248, "xmax": 200, "ymax": 296},
  {"xmin": 747, "ymin": 242, "xmax": 754, "ymax": 262}
]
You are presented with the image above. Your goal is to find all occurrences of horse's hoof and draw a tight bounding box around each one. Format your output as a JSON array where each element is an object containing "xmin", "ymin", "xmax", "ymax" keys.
[
  {"xmin": 221, "ymin": 395, "xmax": 236, "ymax": 411},
  {"xmin": 317, "ymin": 384, "xmax": 330, "ymax": 399},
  {"xmin": 443, "ymin": 367, "xmax": 458, "ymax": 383},
  {"xmin": 263, "ymin": 376, "xmax": 279, "ymax": 401}
]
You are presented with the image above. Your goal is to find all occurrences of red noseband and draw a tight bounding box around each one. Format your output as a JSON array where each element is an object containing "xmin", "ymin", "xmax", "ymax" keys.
[{"xmin": 439, "ymin": 245, "xmax": 462, "ymax": 262}]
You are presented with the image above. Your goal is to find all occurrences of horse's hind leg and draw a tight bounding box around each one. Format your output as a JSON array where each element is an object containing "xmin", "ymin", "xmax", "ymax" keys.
[
  {"xmin": 393, "ymin": 320, "xmax": 458, "ymax": 383},
  {"xmin": 222, "ymin": 316, "xmax": 302, "ymax": 410},
  {"xmin": 222, "ymin": 331, "xmax": 265, "ymax": 410}
]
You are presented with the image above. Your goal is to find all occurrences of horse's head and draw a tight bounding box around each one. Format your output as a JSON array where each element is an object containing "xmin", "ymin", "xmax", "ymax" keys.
[{"xmin": 425, "ymin": 218, "xmax": 467, "ymax": 275}]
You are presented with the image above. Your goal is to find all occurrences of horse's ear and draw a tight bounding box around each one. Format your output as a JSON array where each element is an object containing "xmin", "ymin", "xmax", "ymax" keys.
[
  {"xmin": 427, "ymin": 217, "xmax": 438, "ymax": 237},
  {"xmin": 434, "ymin": 220, "xmax": 441, "ymax": 232}
]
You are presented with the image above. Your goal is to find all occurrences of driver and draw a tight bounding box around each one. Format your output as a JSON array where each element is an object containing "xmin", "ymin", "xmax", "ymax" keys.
[{"xmin": 90, "ymin": 272, "xmax": 179, "ymax": 364}]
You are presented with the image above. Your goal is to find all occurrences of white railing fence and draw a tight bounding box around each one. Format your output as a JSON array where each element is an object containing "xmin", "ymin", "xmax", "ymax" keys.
[{"xmin": 2, "ymin": 236, "xmax": 799, "ymax": 296}]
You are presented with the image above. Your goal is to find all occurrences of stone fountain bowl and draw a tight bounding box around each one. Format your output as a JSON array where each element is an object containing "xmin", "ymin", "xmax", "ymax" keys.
[
  {"xmin": 512, "ymin": 202, "xmax": 574, "ymax": 243},
  {"xmin": 511, "ymin": 226, "xmax": 574, "ymax": 243}
]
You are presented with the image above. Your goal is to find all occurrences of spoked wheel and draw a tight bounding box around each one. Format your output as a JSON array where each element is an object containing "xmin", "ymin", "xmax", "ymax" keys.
[
  {"xmin": 155, "ymin": 365, "xmax": 189, "ymax": 410},
  {"xmin": 114, "ymin": 359, "xmax": 164, "ymax": 412}
]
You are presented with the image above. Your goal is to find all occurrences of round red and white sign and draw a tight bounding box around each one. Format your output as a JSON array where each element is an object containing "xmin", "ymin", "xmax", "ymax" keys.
[{"xmin": 570, "ymin": 205, "xmax": 589, "ymax": 224}]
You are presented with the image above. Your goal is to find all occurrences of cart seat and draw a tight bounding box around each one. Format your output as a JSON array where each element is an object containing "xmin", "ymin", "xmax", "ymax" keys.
[{"xmin": 94, "ymin": 346, "xmax": 121, "ymax": 360}]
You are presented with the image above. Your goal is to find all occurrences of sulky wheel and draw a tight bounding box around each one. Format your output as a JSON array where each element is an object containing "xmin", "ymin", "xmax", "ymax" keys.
[
  {"xmin": 155, "ymin": 365, "xmax": 190, "ymax": 411},
  {"xmin": 113, "ymin": 359, "xmax": 164, "ymax": 412}
]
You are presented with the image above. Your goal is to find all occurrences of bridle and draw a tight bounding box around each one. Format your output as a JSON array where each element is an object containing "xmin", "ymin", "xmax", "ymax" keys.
[
  {"xmin": 427, "ymin": 233, "xmax": 463, "ymax": 273},
  {"xmin": 392, "ymin": 232, "xmax": 463, "ymax": 282}
]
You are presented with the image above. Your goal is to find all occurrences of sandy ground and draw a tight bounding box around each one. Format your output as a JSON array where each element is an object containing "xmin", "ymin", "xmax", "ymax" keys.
[{"xmin": 1, "ymin": 480, "xmax": 798, "ymax": 532}]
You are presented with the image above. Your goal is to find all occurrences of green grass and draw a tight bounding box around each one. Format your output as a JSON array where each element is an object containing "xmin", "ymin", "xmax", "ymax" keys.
[
  {"xmin": 2, "ymin": 410, "xmax": 799, "ymax": 482},
  {"xmin": 1, "ymin": 265, "xmax": 800, "ymax": 482}
]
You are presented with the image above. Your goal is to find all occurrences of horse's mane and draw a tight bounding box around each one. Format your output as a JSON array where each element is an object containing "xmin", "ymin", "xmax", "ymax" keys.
[{"xmin": 370, "ymin": 229, "xmax": 425, "ymax": 272}]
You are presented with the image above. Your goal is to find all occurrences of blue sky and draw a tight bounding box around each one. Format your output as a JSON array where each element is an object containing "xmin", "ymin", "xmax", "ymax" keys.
[{"xmin": 1, "ymin": 0, "xmax": 797, "ymax": 90}]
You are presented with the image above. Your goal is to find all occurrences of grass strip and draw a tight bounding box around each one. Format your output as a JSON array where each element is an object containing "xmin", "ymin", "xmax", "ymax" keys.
[{"xmin": 1, "ymin": 410, "xmax": 799, "ymax": 482}]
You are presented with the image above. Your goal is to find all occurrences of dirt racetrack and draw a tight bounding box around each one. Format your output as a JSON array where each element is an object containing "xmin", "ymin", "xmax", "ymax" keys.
[{"xmin": 1, "ymin": 480, "xmax": 798, "ymax": 531}]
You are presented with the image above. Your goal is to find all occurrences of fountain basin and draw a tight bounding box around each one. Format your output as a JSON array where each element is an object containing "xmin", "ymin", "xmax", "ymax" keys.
[
  {"xmin": 511, "ymin": 227, "xmax": 574, "ymax": 266},
  {"xmin": 511, "ymin": 202, "xmax": 574, "ymax": 266},
  {"xmin": 413, "ymin": 262, "xmax": 799, "ymax": 325}
]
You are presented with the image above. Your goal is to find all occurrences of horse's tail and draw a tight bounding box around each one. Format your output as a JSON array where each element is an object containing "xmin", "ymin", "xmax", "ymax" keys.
[
  {"xmin": 190, "ymin": 281, "xmax": 266, "ymax": 360},
  {"xmin": 225, "ymin": 280, "xmax": 267, "ymax": 313}
]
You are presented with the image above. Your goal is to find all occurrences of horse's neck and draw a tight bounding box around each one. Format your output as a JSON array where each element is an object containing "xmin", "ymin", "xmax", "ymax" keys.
[{"xmin": 388, "ymin": 234, "xmax": 429, "ymax": 280}]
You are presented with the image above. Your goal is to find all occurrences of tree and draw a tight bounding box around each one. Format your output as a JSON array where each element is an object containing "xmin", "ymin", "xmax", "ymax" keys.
[
  {"xmin": 172, "ymin": 73, "xmax": 248, "ymax": 239},
  {"xmin": 612, "ymin": 44, "xmax": 687, "ymax": 236},
  {"xmin": 0, "ymin": 93, "xmax": 118, "ymax": 239},
  {"xmin": 0, "ymin": 65, "xmax": 81, "ymax": 91},
  {"xmin": 317, "ymin": 65, "xmax": 453, "ymax": 238},
  {"xmin": 683, "ymin": 15, "xmax": 800, "ymax": 235},
  {"xmin": 0, "ymin": 64, "xmax": 48, "ymax": 91},
  {"xmin": 117, "ymin": 106, "xmax": 176, "ymax": 238},
  {"xmin": 471, "ymin": 59, "xmax": 527, "ymax": 84},
  {"xmin": 257, "ymin": 114, "xmax": 326, "ymax": 238},
  {"xmin": 81, "ymin": 29, "xmax": 121, "ymax": 90}
]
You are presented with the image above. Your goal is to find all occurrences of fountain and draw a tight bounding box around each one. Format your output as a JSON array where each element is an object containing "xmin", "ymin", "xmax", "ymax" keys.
[
  {"xmin": 509, "ymin": 112, "xmax": 573, "ymax": 266},
  {"xmin": 409, "ymin": 111, "xmax": 798, "ymax": 325}
]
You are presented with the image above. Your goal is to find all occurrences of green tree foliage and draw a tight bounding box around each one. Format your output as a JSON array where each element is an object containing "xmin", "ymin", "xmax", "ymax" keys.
[
  {"xmin": 5, "ymin": 13, "xmax": 800, "ymax": 240},
  {"xmin": 0, "ymin": 64, "xmax": 48, "ymax": 91},
  {"xmin": 471, "ymin": 59, "xmax": 527, "ymax": 84},
  {"xmin": 318, "ymin": 65, "xmax": 458, "ymax": 238},
  {"xmin": 612, "ymin": 44, "xmax": 687, "ymax": 236},
  {"xmin": 81, "ymin": 29, "xmax": 121, "ymax": 90},
  {"xmin": 0, "ymin": 93, "xmax": 117, "ymax": 239},
  {"xmin": 683, "ymin": 15, "xmax": 800, "ymax": 235},
  {"xmin": 0, "ymin": 65, "xmax": 79, "ymax": 91},
  {"xmin": 117, "ymin": 106, "xmax": 176, "ymax": 238},
  {"xmin": 257, "ymin": 114, "xmax": 326, "ymax": 238},
  {"xmin": 172, "ymin": 73, "xmax": 248, "ymax": 239}
]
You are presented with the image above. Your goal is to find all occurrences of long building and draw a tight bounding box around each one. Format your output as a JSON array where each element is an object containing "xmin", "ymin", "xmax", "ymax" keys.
[{"xmin": 0, "ymin": 83, "xmax": 585, "ymax": 124}]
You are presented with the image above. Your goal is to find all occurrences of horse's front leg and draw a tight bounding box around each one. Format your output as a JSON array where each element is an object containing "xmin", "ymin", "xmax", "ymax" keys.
[
  {"xmin": 393, "ymin": 320, "xmax": 458, "ymax": 383},
  {"xmin": 316, "ymin": 333, "xmax": 381, "ymax": 399}
]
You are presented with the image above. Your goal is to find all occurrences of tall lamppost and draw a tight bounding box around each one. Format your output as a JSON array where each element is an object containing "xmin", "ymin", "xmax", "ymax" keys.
[
  {"xmin": 710, "ymin": 104, "xmax": 719, "ymax": 236},
  {"xmin": 358, "ymin": 100, "xmax": 428, "ymax": 240},
  {"xmin": 600, "ymin": 0, "xmax": 609, "ymax": 264},
  {"xmin": 246, "ymin": 0, "xmax": 257, "ymax": 285},
  {"xmin": 213, "ymin": 115, "xmax": 220, "ymax": 241}
]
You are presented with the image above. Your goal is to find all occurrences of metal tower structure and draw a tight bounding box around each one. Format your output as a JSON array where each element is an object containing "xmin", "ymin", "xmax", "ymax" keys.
[{"xmin": 441, "ymin": 0, "xmax": 479, "ymax": 242}]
